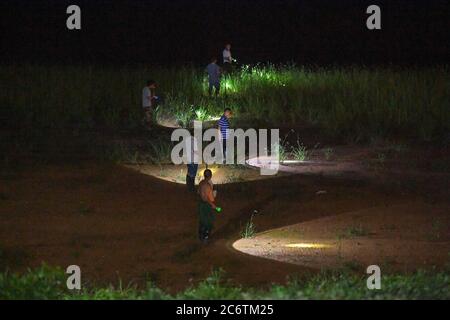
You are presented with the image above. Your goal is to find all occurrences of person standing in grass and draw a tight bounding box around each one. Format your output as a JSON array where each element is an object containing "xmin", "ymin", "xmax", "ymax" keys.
[
  {"xmin": 206, "ymin": 57, "xmax": 221, "ymax": 96},
  {"xmin": 142, "ymin": 80, "xmax": 157, "ymax": 127},
  {"xmin": 218, "ymin": 108, "xmax": 232, "ymax": 163},
  {"xmin": 222, "ymin": 43, "xmax": 233, "ymax": 74},
  {"xmin": 198, "ymin": 169, "xmax": 221, "ymax": 243},
  {"xmin": 185, "ymin": 132, "xmax": 200, "ymax": 192}
]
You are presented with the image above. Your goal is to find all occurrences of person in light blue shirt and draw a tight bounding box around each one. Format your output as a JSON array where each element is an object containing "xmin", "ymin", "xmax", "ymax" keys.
[{"xmin": 206, "ymin": 57, "xmax": 221, "ymax": 96}]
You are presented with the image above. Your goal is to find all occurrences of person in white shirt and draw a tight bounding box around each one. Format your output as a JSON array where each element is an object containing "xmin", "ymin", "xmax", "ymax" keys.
[
  {"xmin": 222, "ymin": 43, "xmax": 233, "ymax": 73},
  {"xmin": 142, "ymin": 80, "xmax": 157, "ymax": 127}
]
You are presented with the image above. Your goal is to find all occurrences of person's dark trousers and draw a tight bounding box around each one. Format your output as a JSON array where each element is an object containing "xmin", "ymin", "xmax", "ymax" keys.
[
  {"xmin": 208, "ymin": 82, "xmax": 220, "ymax": 96},
  {"xmin": 198, "ymin": 201, "xmax": 215, "ymax": 242},
  {"xmin": 186, "ymin": 163, "xmax": 198, "ymax": 192},
  {"xmin": 222, "ymin": 139, "xmax": 227, "ymax": 164},
  {"xmin": 143, "ymin": 107, "xmax": 153, "ymax": 127},
  {"xmin": 198, "ymin": 226, "xmax": 210, "ymax": 242},
  {"xmin": 223, "ymin": 62, "xmax": 232, "ymax": 74}
]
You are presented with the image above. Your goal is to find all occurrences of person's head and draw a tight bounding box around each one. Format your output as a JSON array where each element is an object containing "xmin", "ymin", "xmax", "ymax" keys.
[
  {"xmin": 211, "ymin": 57, "xmax": 217, "ymax": 64},
  {"xmin": 203, "ymin": 169, "xmax": 212, "ymax": 181},
  {"xmin": 225, "ymin": 43, "xmax": 231, "ymax": 50},
  {"xmin": 147, "ymin": 80, "xmax": 157, "ymax": 89},
  {"xmin": 223, "ymin": 108, "xmax": 232, "ymax": 118}
]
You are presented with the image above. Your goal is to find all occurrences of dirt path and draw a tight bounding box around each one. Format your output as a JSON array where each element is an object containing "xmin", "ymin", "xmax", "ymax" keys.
[
  {"xmin": 0, "ymin": 163, "xmax": 306, "ymax": 292},
  {"xmin": 0, "ymin": 159, "xmax": 449, "ymax": 292},
  {"xmin": 233, "ymin": 202, "xmax": 450, "ymax": 272}
]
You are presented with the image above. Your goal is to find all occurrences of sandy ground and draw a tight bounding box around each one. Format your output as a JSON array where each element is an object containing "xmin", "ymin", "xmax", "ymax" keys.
[
  {"xmin": 233, "ymin": 203, "xmax": 450, "ymax": 272},
  {"xmin": 126, "ymin": 163, "xmax": 288, "ymax": 185},
  {"xmin": 0, "ymin": 142, "xmax": 449, "ymax": 292}
]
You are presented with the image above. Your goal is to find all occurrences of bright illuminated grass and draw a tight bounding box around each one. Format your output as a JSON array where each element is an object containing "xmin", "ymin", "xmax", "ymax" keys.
[
  {"xmin": 291, "ymin": 141, "xmax": 309, "ymax": 161},
  {"xmin": 3, "ymin": 64, "xmax": 448, "ymax": 141},
  {"xmin": 223, "ymin": 80, "xmax": 234, "ymax": 92}
]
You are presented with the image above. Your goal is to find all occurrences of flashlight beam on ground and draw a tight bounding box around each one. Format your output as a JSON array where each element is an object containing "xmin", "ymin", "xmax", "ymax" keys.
[{"xmin": 285, "ymin": 243, "xmax": 332, "ymax": 249}]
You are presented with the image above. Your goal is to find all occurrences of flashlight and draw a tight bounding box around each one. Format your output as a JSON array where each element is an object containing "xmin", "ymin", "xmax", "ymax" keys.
[{"xmin": 215, "ymin": 207, "xmax": 222, "ymax": 213}]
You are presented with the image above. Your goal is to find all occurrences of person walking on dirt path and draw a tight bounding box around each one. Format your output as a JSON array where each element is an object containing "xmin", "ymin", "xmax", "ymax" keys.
[
  {"xmin": 206, "ymin": 57, "xmax": 221, "ymax": 96},
  {"xmin": 185, "ymin": 132, "xmax": 200, "ymax": 192},
  {"xmin": 198, "ymin": 169, "xmax": 221, "ymax": 243},
  {"xmin": 218, "ymin": 108, "xmax": 232, "ymax": 163},
  {"xmin": 222, "ymin": 43, "xmax": 234, "ymax": 74},
  {"xmin": 142, "ymin": 80, "xmax": 157, "ymax": 128}
]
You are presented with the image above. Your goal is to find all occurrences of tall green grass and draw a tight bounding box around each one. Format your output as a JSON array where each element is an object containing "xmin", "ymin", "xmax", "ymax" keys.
[
  {"xmin": 1, "ymin": 265, "xmax": 449, "ymax": 300},
  {"xmin": 1, "ymin": 64, "xmax": 448, "ymax": 141}
]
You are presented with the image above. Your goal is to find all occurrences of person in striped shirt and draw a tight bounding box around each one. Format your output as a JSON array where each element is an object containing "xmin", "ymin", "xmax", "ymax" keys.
[{"xmin": 218, "ymin": 108, "xmax": 232, "ymax": 163}]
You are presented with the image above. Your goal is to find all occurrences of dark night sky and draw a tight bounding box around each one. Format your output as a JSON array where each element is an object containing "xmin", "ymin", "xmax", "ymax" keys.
[{"xmin": 0, "ymin": 0, "xmax": 448, "ymax": 66}]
